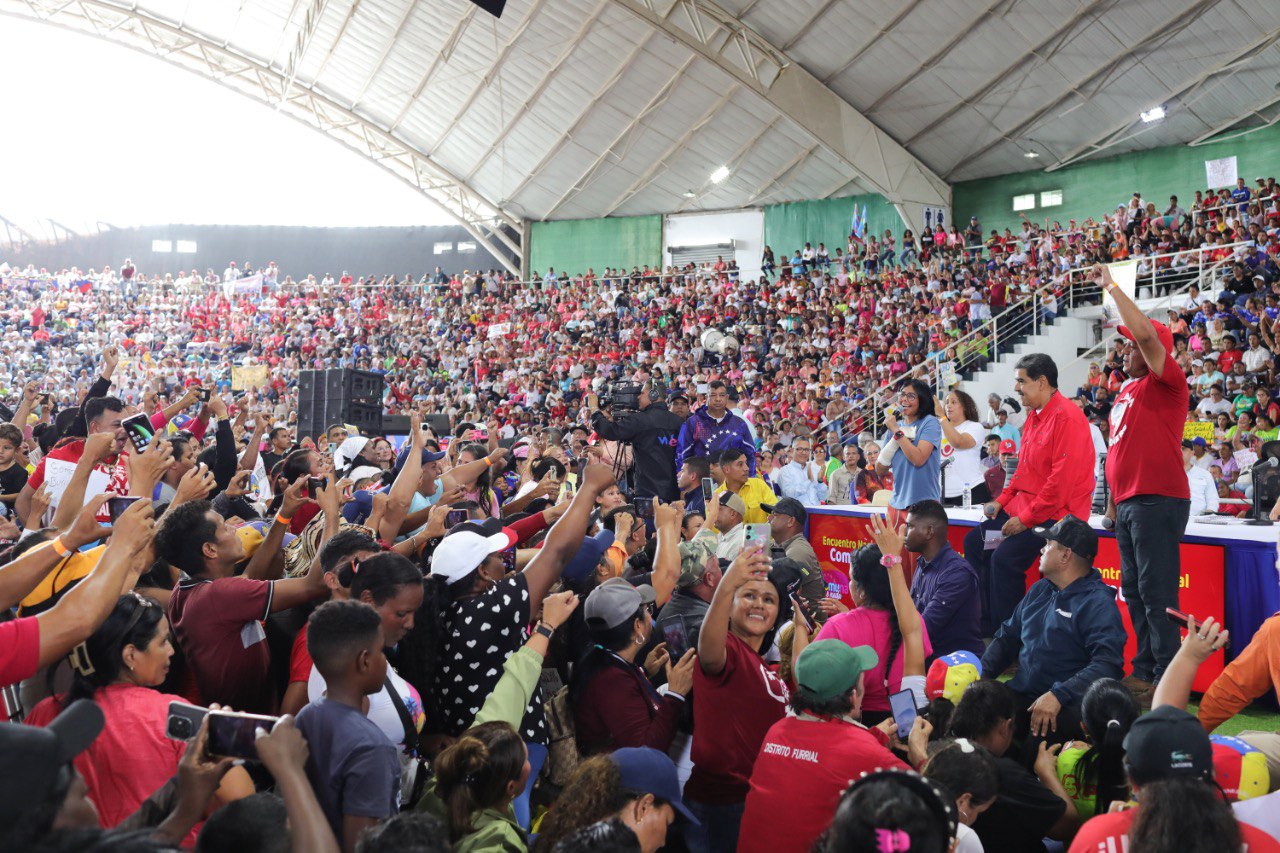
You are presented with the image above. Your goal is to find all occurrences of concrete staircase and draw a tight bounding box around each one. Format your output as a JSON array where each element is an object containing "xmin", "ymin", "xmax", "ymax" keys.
[{"xmin": 965, "ymin": 315, "xmax": 1096, "ymax": 405}]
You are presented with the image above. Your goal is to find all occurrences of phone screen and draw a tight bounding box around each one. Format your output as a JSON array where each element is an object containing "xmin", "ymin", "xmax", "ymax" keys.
[
  {"xmin": 701, "ymin": 477, "xmax": 714, "ymax": 502},
  {"xmin": 121, "ymin": 413, "xmax": 155, "ymax": 453},
  {"xmin": 501, "ymin": 547, "xmax": 516, "ymax": 574},
  {"xmin": 206, "ymin": 711, "xmax": 278, "ymax": 760},
  {"xmin": 108, "ymin": 496, "xmax": 142, "ymax": 523},
  {"xmin": 635, "ymin": 500, "xmax": 655, "ymax": 521},
  {"xmin": 446, "ymin": 509, "xmax": 468, "ymax": 528},
  {"xmin": 889, "ymin": 689, "xmax": 918, "ymax": 737},
  {"xmin": 662, "ymin": 617, "xmax": 689, "ymax": 661}
]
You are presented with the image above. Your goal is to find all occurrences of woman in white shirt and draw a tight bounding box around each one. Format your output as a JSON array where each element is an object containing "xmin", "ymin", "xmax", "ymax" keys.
[{"xmin": 937, "ymin": 389, "xmax": 990, "ymax": 506}]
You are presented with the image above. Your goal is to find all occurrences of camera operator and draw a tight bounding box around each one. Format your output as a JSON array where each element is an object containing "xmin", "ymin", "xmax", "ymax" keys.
[{"xmin": 588, "ymin": 379, "xmax": 683, "ymax": 501}]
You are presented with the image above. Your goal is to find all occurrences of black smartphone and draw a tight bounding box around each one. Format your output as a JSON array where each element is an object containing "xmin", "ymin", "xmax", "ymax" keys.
[
  {"xmin": 790, "ymin": 594, "xmax": 816, "ymax": 634},
  {"xmin": 165, "ymin": 700, "xmax": 207, "ymax": 741},
  {"xmin": 307, "ymin": 477, "xmax": 325, "ymax": 495},
  {"xmin": 889, "ymin": 689, "xmax": 918, "ymax": 737},
  {"xmin": 635, "ymin": 500, "xmax": 655, "ymax": 521},
  {"xmin": 701, "ymin": 477, "xmax": 714, "ymax": 502},
  {"xmin": 196, "ymin": 388, "xmax": 211, "ymax": 402},
  {"xmin": 662, "ymin": 616, "xmax": 690, "ymax": 661},
  {"xmin": 501, "ymin": 546, "xmax": 516, "ymax": 574},
  {"xmin": 446, "ymin": 508, "xmax": 468, "ymax": 528},
  {"xmin": 121, "ymin": 412, "xmax": 155, "ymax": 453},
  {"xmin": 107, "ymin": 496, "xmax": 142, "ymax": 523},
  {"xmin": 206, "ymin": 710, "xmax": 279, "ymax": 760}
]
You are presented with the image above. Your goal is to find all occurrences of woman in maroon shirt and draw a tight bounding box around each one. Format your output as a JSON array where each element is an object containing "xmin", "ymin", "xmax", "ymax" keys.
[{"xmin": 685, "ymin": 546, "xmax": 793, "ymax": 853}]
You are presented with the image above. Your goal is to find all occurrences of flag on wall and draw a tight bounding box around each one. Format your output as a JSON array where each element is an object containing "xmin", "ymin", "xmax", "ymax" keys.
[{"xmin": 850, "ymin": 204, "xmax": 867, "ymax": 241}]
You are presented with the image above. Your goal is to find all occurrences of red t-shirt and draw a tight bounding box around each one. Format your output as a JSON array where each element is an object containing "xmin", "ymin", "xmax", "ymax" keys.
[
  {"xmin": 687, "ymin": 633, "xmax": 790, "ymax": 805},
  {"xmin": 1219, "ymin": 348, "xmax": 1243, "ymax": 375},
  {"xmin": 289, "ymin": 622, "xmax": 312, "ymax": 684},
  {"xmin": 27, "ymin": 685, "xmax": 194, "ymax": 842},
  {"xmin": 168, "ymin": 576, "xmax": 275, "ymax": 713},
  {"xmin": 0, "ymin": 616, "xmax": 39, "ymax": 692},
  {"xmin": 1068, "ymin": 805, "xmax": 1280, "ymax": 853},
  {"xmin": 28, "ymin": 441, "xmax": 131, "ymax": 523},
  {"xmin": 1105, "ymin": 351, "xmax": 1191, "ymax": 504},
  {"xmin": 739, "ymin": 716, "xmax": 909, "ymax": 852}
]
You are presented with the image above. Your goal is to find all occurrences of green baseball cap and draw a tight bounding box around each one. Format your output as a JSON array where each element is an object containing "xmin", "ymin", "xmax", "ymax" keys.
[
  {"xmin": 678, "ymin": 537, "xmax": 718, "ymax": 588},
  {"xmin": 795, "ymin": 640, "xmax": 879, "ymax": 702}
]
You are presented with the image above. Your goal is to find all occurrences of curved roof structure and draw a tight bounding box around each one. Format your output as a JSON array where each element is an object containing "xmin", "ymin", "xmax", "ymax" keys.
[{"xmin": 5, "ymin": 0, "xmax": 1278, "ymax": 273}]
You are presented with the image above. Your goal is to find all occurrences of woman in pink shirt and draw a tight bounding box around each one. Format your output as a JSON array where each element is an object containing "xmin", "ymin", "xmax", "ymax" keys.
[
  {"xmin": 26, "ymin": 594, "xmax": 252, "ymax": 841},
  {"xmin": 814, "ymin": 545, "xmax": 931, "ymax": 724}
]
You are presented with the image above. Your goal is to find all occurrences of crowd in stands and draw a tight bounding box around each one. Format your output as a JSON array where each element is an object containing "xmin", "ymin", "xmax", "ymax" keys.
[{"xmin": 1, "ymin": 172, "xmax": 1280, "ymax": 853}]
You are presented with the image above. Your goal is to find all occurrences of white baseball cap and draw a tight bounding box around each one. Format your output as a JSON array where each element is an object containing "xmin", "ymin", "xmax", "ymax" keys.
[{"xmin": 430, "ymin": 525, "xmax": 518, "ymax": 585}]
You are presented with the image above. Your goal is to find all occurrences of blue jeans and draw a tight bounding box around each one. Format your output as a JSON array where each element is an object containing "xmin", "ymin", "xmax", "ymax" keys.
[
  {"xmin": 963, "ymin": 512, "xmax": 1052, "ymax": 635},
  {"xmin": 514, "ymin": 741, "xmax": 547, "ymax": 829},
  {"xmin": 1116, "ymin": 495, "xmax": 1190, "ymax": 681},
  {"xmin": 684, "ymin": 799, "xmax": 745, "ymax": 853}
]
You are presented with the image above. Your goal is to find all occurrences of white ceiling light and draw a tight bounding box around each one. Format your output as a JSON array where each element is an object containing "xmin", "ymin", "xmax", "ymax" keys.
[
  {"xmin": 682, "ymin": 190, "xmax": 696, "ymax": 198},
  {"xmin": 1140, "ymin": 106, "xmax": 1166, "ymax": 123},
  {"xmin": 709, "ymin": 165, "xmax": 730, "ymax": 184},
  {"xmin": 1024, "ymin": 150, "xmax": 1040, "ymax": 159}
]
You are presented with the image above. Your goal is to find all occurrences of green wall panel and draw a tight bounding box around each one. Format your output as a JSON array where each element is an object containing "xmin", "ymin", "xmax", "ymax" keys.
[
  {"xmin": 528, "ymin": 216, "xmax": 662, "ymax": 277},
  {"xmin": 953, "ymin": 124, "xmax": 1280, "ymax": 235},
  {"xmin": 762, "ymin": 193, "xmax": 901, "ymax": 261}
]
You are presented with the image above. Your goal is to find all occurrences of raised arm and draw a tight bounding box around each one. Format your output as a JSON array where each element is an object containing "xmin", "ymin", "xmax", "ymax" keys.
[
  {"xmin": 37, "ymin": 498, "xmax": 156, "ymax": 666},
  {"xmin": 1153, "ymin": 615, "xmax": 1229, "ymax": 714},
  {"xmin": 868, "ymin": 513, "xmax": 925, "ymax": 677},
  {"xmin": 1091, "ymin": 263, "xmax": 1167, "ymax": 378},
  {"xmin": 521, "ymin": 463, "xmax": 615, "ymax": 609},
  {"xmin": 650, "ymin": 499, "xmax": 684, "ymax": 607},
  {"xmin": 698, "ymin": 544, "xmax": 771, "ymax": 677}
]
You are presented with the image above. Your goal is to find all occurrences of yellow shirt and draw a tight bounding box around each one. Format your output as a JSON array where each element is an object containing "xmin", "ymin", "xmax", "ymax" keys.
[{"xmin": 716, "ymin": 477, "xmax": 777, "ymax": 525}]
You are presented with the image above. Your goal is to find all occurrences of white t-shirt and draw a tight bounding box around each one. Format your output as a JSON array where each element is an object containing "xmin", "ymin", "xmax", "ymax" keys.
[
  {"xmin": 308, "ymin": 663, "xmax": 423, "ymax": 750},
  {"xmin": 955, "ymin": 822, "xmax": 985, "ymax": 852},
  {"xmin": 942, "ymin": 420, "xmax": 986, "ymax": 498}
]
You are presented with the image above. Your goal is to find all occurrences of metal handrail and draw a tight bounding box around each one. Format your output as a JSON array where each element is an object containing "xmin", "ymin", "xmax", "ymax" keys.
[{"xmin": 1056, "ymin": 242, "xmax": 1250, "ymax": 383}]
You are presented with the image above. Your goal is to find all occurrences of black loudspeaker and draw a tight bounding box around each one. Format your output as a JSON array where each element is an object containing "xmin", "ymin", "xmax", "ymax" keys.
[
  {"xmin": 470, "ymin": 0, "xmax": 506, "ymax": 17},
  {"xmin": 297, "ymin": 369, "xmax": 385, "ymax": 440}
]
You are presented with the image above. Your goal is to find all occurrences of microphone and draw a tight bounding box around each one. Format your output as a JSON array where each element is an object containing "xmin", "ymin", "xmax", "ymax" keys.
[
  {"xmin": 940, "ymin": 457, "xmax": 954, "ymax": 469},
  {"xmin": 1244, "ymin": 457, "xmax": 1279, "ymax": 476}
]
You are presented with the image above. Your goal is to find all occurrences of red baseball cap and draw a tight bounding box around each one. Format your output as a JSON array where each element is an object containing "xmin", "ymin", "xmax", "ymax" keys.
[
  {"xmin": 999, "ymin": 439, "xmax": 1018, "ymax": 454},
  {"xmin": 1118, "ymin": 319, "xmax": 1174, "ymax": 354}
]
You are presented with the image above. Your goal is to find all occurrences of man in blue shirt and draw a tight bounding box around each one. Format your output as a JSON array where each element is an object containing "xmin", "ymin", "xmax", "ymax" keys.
[
  {"xmin": 1231, "ymin": 177, "xmax": 1252, "ymax": 212},
  {"xmin": 992, "ymin": 409, "xmax": 1021, "ymax": 449},
  {"xmin": 904, "ymin": 499, "xmax": 983, "ymax": 659},
  {"xmin": 980, "ymin": 516, "xmax": 1125, "ymax": 752}
]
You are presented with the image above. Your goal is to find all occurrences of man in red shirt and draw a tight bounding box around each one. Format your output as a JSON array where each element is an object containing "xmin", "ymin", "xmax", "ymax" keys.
[
  {"xmin": 738, "ymin": 640, "xmax": 926, "ymax": 852},
  {"xmin": 1095, "ymin": 264, "xmax": 1191, "ymax": 698},
  {"xmin": 964, "ymin": 353, "xmax": 1096, "ymax": 633}
]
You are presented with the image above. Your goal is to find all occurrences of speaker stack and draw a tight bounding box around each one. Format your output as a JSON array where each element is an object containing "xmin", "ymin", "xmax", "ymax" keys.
[{"xmin": 297, "ymin": 369, "xmax": 385, "ymax": 439}]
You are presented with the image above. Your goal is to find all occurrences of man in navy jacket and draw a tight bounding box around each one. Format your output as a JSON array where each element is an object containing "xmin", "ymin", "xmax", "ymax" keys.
[
  {"xmin": 675, "ymin": 380, "xmax": 756, "ymax": 475},
  {"xmin": 981, "ymin": 515, "xmax": 1125, "ymax": 752}
]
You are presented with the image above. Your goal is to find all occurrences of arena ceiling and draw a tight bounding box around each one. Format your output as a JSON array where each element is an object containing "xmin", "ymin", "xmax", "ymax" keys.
[{"xmin": 5, "ymin": 0, "xmax": 1279, "ymax": 273}]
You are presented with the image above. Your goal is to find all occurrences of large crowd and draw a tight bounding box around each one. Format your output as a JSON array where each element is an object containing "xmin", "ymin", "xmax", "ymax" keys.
[{"xmin": 0, "ymin": 172, "xmax": 1279, "ymax": 853}]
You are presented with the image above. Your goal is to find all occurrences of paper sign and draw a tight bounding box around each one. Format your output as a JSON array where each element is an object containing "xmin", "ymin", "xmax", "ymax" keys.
[
  {"xmin": 1100, "ymin": 259, "xmax": 1138, "ymax": 328},
  {"xmin": 1205, "ymin": 156, "xmax": 1238, "ymax": 190},
  {"xmin": 1184, "ymin": 421, "xmax": 1216, "ymax": 441},
  {"xmin": 42, "ymin": 458, "xmax": 111, "ymax": 511},
  {"xmin": 232, "ymin": 364, "xmax": 269, "ymax": 391}
]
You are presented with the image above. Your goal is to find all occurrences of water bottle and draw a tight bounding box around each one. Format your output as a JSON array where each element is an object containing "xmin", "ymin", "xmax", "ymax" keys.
[{"xmin": 962, "ymin": 483, "xmax": 972, "ymax": 509}]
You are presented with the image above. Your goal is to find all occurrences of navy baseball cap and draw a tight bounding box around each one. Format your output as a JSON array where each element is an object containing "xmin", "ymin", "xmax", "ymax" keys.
[
  {"xmin": 393, "ymin": 444, "xmax": 447, "ymax": 475},
  {"xmin": 610, "ymin": 747, "xmax": 699, "ymax": 824}
]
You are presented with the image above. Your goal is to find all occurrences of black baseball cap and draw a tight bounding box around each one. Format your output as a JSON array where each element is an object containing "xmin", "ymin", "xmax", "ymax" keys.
[
  {"xmin": 1031, "ymin": 514, "xmax": 1097, "ymax": 563},
  {"xmin": 1123, "ymin": 706, "xmax": 1213, "ymax": 784},
  {"xmin": 761, "ymin": 496, "xmax": 807, "ymax": 525},
  {"xmin": 0, "ymin": 700, "xmax": 103, "ymax": 831}
]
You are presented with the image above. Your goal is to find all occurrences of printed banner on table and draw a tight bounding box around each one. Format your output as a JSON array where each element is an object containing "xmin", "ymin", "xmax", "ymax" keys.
[
  {"xmin": 231, "ymin": 364, "xmax": 269, "ymax": 391},
  {"xmin": 808, "ymin": 511, "xmax": 1226, "ymax": 690},
  {"xmin": 1184, "ymin": 421, "xmax": 1216, "ymax": 441}
]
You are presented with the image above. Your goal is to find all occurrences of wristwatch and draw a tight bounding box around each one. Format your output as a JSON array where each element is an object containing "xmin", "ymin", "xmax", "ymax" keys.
[
  {"xmin": 533, "ymin": 621, "xmax": 555, "ymax": 639},
  {"xmin": 894, "ymin": 430, "xmax": 906, "ymax": 441},
  {"xmin": 880, "ymin": 554, "xmax": 903, "ymax": 568}
]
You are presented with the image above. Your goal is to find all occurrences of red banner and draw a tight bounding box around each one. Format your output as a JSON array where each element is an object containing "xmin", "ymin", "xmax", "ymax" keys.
[{"xmin": 808, "ymin": 511, "xmax": 1226, "ymax": 691}]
